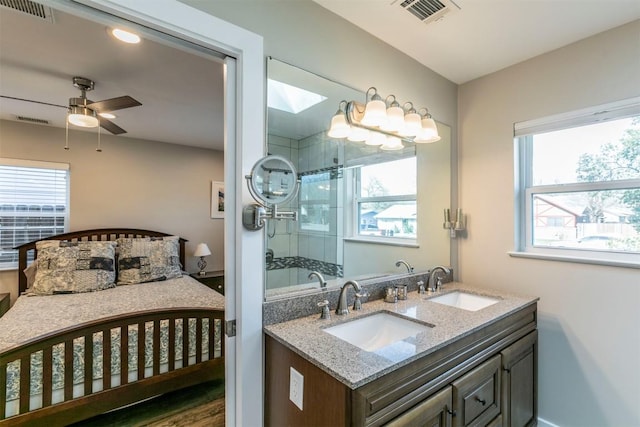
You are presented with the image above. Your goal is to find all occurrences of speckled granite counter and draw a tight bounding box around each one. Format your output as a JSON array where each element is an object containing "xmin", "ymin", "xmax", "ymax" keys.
[{"xmin": 263, "ymin": 283, "xmax": 538, "ymax": 389}]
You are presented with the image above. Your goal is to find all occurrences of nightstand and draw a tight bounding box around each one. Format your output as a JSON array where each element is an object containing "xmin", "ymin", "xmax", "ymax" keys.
[
  {"xmin": 190, "ymin": 271, "xmax": 225, "ymax": 295},
  {"xmin": 0, "ymin": 293, "xmax": 10, "ymax": 318}
]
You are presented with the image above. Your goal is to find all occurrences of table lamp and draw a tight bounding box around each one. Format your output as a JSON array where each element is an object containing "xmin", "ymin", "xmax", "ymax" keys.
[{"xmin": 194, "ymin": 243, "xmax": 211, "ymax": 276}]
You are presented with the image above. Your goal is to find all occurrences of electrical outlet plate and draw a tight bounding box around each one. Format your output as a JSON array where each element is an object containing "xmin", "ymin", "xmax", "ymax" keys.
[{"xmin": 289, "ymin": 367, "xmax": 304, "ymax": 410}]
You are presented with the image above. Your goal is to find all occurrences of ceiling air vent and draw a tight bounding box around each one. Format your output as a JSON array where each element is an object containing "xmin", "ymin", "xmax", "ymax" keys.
[
  {"xmin": 398, "ymin": 0, "xmax": 460, "ymax": 24},
  {"xmin": 16, "ymin": 115, "xmax": 50, "ymax": 125},
  {"xmin": 0, "ymin": 0, "xmax": 54, "ymax": 23}
]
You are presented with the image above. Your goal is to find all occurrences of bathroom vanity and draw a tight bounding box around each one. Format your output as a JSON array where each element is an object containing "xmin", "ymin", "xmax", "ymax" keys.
[{"xmin": 264, "ymin": 283, "xmax": 538, "ymax": 426}]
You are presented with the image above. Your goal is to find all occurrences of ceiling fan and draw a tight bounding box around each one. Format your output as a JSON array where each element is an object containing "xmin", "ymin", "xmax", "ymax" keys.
[
  {"xmin": 66, "ymin": 76, "xmax": 141, "ymax": 135},
  {"xmin": 0, "ymin": 76, "xmax": 141, "ymax": 135}
]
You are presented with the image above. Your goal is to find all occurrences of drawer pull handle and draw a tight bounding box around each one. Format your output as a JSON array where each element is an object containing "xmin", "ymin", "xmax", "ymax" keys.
[
  {"xmin": 475, "ymin": 396, "xmax": 487, "ymax": 406},
  {"xmin": 446, "ymin": 408, "xmax": 456, "ymax": 416}
]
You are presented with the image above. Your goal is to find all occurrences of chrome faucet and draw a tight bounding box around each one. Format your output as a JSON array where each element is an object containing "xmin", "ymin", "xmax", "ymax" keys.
[
  {"xmin": 395, "ymin": 259, "xmax": 413, "ymax": 273},
  {"xmin": 427, "ymin": 266, "xmax": 451, "ymax": 292},
  {"xmin": 335, "ymin": 280, "xmax": 361, "ymax": 315},
  {"xmin": 308, "ymin": 271, "xmax": 327, "ymax": 289}
]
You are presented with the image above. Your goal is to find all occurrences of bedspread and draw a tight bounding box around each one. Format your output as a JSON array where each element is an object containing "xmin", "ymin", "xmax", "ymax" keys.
[{"xmin": 0, "ymin": 276, "xmax": 225, "ymax": 402}]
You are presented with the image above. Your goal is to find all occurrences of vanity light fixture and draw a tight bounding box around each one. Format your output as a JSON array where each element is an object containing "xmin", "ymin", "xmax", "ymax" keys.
[
  {"xmin": 111, "ymin": 28, "xmax": 141, "ymax": 44},
  {"xmin": 444, "ymin": 208, "xmax": 465, "ymax": 238},
  {"xmin": 327, "ymin": 87, "xmax": 441, "ymax": 148}
]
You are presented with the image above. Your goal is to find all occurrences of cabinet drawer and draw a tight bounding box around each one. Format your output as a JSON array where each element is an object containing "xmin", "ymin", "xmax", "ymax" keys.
[
  {"xmin": 385, "ymin": 386, "xmax": 453, "ymax": 427},
  {"xmin": 452, "ymin": 354, "xmax": 501, "ymax": 426}
]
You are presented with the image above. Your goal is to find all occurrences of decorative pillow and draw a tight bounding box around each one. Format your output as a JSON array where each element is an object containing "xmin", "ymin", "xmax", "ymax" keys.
[
  {"xmin": 116, "ymin": 236, "xmax": 182, "ymax": 285},
  {"xmin": 31, "ymin": 240, "xmax": 117, "ymax": 295},
  {"xmin": 23, "ymin": 260, "xmax": 38, "ymax": 289}
]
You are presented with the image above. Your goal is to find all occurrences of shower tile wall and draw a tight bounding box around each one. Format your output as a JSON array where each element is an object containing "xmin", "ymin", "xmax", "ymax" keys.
[{"xmin": 266, "ymin": 132, "xmax": 343, "ymax": 290}]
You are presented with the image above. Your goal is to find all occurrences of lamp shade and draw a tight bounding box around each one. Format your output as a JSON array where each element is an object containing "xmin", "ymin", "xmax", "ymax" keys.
[{"xmin": 193, "ymin": 243, "xmax": 211, "ymax": 257}]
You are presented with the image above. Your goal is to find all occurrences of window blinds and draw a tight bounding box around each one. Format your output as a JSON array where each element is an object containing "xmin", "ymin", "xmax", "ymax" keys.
[{"xmin": 0, "ymin": 159, "xmax": 69, "ymax": 269}]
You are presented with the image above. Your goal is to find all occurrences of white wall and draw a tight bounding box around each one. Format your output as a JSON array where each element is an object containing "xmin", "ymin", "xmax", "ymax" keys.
[
  {"xmin": 0, "ymin": 120, "xmax": 224, "ymax": 301},
  {"xmin": 180, "ymin": 0, "xmax": 459, "ymax": 274},
  {"xmin": 458, "ymin": 20, "xmax": 640, "ymax": 426}
]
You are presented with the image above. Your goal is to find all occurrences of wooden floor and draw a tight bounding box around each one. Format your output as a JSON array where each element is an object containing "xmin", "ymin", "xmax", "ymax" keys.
[{"xmin": 70, "ymin": 380, "xmax": 225, "ymax": 427}]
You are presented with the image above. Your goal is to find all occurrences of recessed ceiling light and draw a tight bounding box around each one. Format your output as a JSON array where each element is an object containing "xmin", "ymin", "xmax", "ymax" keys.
[
  {"xmin": 99, "ymin": 112, "xmax": 116, "ymax": 119},
  {"xmin": 111, "ymin": 28, "xmax": 141, "ymax": 44}
]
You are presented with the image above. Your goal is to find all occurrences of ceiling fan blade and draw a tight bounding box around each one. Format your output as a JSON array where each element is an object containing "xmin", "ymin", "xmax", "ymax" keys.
[
  {"xmin": 89, "ymin": 95, "xmax": 141, "ymax": 112},
  {"xmin": 99, "ymin": 117, "xmax": 127, "ymax": 135}
]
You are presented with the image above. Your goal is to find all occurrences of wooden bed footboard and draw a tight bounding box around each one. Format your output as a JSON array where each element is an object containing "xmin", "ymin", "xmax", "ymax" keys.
[{"xmin": 0, "ymin": 307, "xmax": 225, "ymax": 426}]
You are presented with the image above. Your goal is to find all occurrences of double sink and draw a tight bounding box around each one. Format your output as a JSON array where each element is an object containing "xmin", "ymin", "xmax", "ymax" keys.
[{"xmin": 324, "ymin": 291, "xmax": 499, "ymax": 354}]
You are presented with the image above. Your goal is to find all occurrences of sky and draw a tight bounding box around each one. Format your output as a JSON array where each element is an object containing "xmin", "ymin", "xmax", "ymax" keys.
[{"xmin": 532, "ymin": 117, "xmax": 635, "ymax": 185}]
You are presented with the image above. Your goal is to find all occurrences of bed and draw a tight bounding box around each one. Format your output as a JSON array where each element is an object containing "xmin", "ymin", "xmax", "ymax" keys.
[{"xmin": 0, "ymin": 228, "xmax": 225, "ymax": 426}]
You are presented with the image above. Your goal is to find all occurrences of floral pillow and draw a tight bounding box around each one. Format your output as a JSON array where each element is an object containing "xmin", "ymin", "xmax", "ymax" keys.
[
  {"xmin": 116, "ymin": 236, "xmax": 182, "ymax": 285},
  {"xmin": 31, "ymin": 240, "xmax": 117, "ymax": 295}
]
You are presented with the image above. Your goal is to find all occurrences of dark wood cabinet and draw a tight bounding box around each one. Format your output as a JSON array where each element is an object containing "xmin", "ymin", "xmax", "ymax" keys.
[
  {"xmin": 190, "ymin": 271, "xmax": 224, "ymax": 295},
  {"xmin": 385, "ymin": 387, "xmax": 452, "ymax": 427},
  {"xmin": 500, "ymin": 331, "xmax": 537, "ymax": 427},
  {"xmin": 452, "ymin": 354, "xmax": 501, "ymax": 426},
  {"xmin": 265, "ymin": 304, "xmax": 537, "ymax": 427}
]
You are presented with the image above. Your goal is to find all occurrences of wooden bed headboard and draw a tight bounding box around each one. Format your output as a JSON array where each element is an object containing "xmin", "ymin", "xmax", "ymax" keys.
[{"xmin": 14, "ymin": 228, "xmax": 188, "ymax": 295}]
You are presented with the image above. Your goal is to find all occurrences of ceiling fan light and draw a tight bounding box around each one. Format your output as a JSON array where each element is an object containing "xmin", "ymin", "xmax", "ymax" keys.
[
  {"xmin": 111, "ymin": 28, "xmax": 141, "ymax": 44},
  {"xmin": 68, "ymin": 106, "xmax": 99, "ymax": 128},
  {"xmin": 99, "ymin": 112, "xmax": 116, "ymax": 119}
]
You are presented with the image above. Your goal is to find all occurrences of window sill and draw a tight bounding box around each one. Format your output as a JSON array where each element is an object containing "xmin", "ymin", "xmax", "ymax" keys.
[
  {"xmin": 344, "ymin": 237, "xmax": 419, "ymax": 248},
  {"xmin": 508, "ymin": 251, "xmax": 640, "ymax": 269}
]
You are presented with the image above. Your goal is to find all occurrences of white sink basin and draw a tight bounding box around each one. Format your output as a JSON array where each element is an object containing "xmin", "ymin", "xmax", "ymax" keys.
[
  {"xmin": 429, "ymin": 291, "xmax": 499, "ymax": 311},
  {"xmin": 324, "ymin": 312, "xmax": 431, "ymax": 353}
]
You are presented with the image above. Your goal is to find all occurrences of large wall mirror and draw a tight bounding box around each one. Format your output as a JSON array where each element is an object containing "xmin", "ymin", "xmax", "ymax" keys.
[{"xmin": 265, "ymin": 58, "xmax": 451, "ymax": 300}]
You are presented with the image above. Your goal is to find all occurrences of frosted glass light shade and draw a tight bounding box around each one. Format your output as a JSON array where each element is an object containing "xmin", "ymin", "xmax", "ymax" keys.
[
  {"xmin": 328, "ymin": 113, "xmax": 351, "ymax": 138},
  {"xmin": 347, "ymin": 127, "xmax": 369, "ymax": 142},
  {"xmin": 380, "ymin": 136, "xmax": 404, "ymax": 151},
  {"xmin": 365, "ymin": 132, "xmax": 386, "ymax": 146},
  {"xmin": 415, "ymin": 117, "xmax": 441, "ymax": 143},
  {"xmin": 194, "ymin": 243, "xmax": 212, "ymax": 257},
  {"xmin": 381, "ymin": 105, "xmax": 404, "ymax": 131},
  {"xmin": 402, "ymin": 112, "xmax": 422, "ymax": 137},
  {"xmin": 68, "ymin": 112, "xmax": 99, "ymax": 128},
  {"xmin": 361, "ymin": 99, "xmax": 387, "ymax": 126}
]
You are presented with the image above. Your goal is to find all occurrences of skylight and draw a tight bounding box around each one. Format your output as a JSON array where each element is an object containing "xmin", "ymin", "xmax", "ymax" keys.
[{"xmin": 267, "ymin": 79, "xmax": 327, "ymax": 114}]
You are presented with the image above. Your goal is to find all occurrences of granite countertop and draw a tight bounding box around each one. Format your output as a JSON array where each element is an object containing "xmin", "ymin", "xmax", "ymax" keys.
[{"xmin": 263, "ymin": 282, "xmax": 538, "ymax": 389}]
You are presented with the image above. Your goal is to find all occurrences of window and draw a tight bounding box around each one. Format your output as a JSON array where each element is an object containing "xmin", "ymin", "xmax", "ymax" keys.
[
  {"xmin": 355, "ymin": 157, "xmax": 417, "ymax": 240},
  {"xmin": 514, "ymin": 98, "xmax": 640, "ymax": 266},
  {"xmin": 0, "ymin": 159, "xmax": 69, "ymax": 270}
]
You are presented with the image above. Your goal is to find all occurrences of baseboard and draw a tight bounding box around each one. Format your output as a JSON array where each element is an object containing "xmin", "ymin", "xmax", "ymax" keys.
[{"xmin": 538, "ymin": 417, "xmax": 560, "ymax": 427}]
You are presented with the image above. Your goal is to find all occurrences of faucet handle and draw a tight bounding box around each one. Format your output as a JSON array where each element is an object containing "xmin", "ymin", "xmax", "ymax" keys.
[
  {"xmin": 317, "ymin": 300, "xmax": 331, "ymax": 320},
  {"xmin": 353, "ymin": 292, "xmax": 368, "ymax": 311},
  {"xmin": 417, "ymin": 280, "xmax": 426, "ymax": 294}
]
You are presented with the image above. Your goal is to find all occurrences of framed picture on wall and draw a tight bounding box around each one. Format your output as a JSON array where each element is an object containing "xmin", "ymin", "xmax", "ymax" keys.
[{"xmin": 211, "ymin": 181, "xmax": 224, "ymax": 219}]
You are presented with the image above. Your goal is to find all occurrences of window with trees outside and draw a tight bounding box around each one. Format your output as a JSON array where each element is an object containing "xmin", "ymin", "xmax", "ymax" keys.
[
  {"xmin": 355, "ymin": 157, "xmax": 417, "ymax": 240},
  {"xmin": 0, "ymin": 159, "xmax": 69, "ymax": 270},
  {"xmin": 514, "ymin": 98, "xmax": 640, "ymax": 267}
]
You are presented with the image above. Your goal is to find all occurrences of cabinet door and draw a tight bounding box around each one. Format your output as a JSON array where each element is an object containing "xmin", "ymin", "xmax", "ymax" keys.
[
  {"xmin": 385, "ymin": 386, "xmax": 453, "ymax": 427},
  {"xmin": 452, "ymin": 354, "xmax": 501, "ymax": 426},
  {"xmin": 501, "ymin": 331, "xmax": 537, "ymax": 427}
]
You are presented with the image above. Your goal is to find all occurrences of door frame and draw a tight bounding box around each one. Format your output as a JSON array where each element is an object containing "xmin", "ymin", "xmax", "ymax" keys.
[{"xmin": 47, "ymin": 1, "xmax": 265, "ymax": 425}]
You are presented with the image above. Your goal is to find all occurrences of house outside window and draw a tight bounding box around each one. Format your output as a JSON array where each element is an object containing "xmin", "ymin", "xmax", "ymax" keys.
[
  {"xmin": 0, "ymin": 159, "xmax": 69, "ymax": 270},
  {"xmin": 514, "ymin": 98, "xmax": 640, "ymax": 266},
  {"xmin": 355, "ymin": 157, "xmax": 417, "ymax": 240}
]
